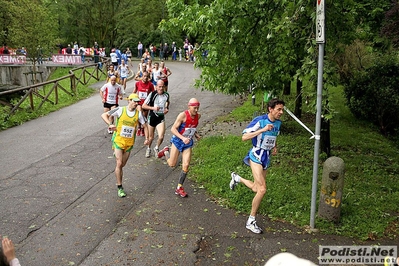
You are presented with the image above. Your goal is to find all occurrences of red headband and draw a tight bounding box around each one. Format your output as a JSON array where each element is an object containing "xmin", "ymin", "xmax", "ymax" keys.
[{"xmin": 188, "ymin": 102, "xmax": 200, "ymax": 107}]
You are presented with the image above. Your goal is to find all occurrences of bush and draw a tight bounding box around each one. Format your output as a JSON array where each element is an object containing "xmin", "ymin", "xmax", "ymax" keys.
[{"xmin": 344, "ymin": 54, "xmax": 399, "ymax": 135}]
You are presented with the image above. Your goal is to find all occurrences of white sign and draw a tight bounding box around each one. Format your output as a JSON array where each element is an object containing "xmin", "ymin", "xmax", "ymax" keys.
[
  {"xmin": 0, "ymin": 55, "xmax": 26, "ymax": 65},
  {"xmin": 52, "ymin": 55, "xmax": 82, "ymax": 65},
  {"xmin": 316, "ymin": 0, "xmax": 325, "ymax": 43}
]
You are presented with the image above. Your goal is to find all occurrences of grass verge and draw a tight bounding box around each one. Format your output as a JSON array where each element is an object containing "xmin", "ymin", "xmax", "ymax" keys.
[
  {"xmin": 190, "ymin": 88, "xmax": 399, "ymax": 241},
  {"xmin": 0, "ymin": 67, "xmax": 102, "ymax": 130}
]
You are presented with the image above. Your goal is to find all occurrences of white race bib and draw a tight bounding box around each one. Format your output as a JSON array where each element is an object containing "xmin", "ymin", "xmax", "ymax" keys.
[
  {"xmin": 120, "ymin": 125, "xmax": 135, "ymax": 138},
  {"xmin": 260, "ymin": 136, "xmax": 276, "ymax": 150},
  {"xmin": 138, "ymin": 91, "xmax": 147, "ymax": 100},
  {"xmin": 182, "ymin": 128, "xmax": 196, "ymax": 138}
]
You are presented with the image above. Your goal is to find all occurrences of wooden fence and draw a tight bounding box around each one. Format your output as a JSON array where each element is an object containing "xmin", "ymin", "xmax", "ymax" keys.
[{"xmin": 0, "ymin": 62, "xmax": 108, "ymax": 121}]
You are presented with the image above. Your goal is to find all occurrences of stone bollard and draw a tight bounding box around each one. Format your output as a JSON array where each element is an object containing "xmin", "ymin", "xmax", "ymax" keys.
[{"xmin": 318, "ymin": 156, "xmax": 345, "ymax": 223}]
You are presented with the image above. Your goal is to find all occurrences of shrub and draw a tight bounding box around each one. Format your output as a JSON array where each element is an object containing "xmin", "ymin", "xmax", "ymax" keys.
[{"xmin": 344, "ymin": 53, "xmax": 399, "ymax": 135}]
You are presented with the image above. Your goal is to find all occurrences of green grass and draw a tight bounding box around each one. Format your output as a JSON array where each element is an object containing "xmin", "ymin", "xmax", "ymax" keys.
[
  {"xmin": 0, "ymin": 67, "xmax": 102, "ymax": 130},
  {"xmin": 191, "ymin": 88, "xmax": 399, "ymax": 241}
]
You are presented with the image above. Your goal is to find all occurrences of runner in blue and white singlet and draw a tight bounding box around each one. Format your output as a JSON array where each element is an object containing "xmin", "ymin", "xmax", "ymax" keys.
[
  {"xmin": 243, "ymin": 114, "xmax": 281, "ymax": 169},
  {"xmin": 229, "ymin": 98, "xmax": 285, "ymax": 235}
]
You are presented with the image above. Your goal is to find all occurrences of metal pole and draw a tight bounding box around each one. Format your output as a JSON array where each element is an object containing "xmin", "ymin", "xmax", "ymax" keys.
[{"xmin": 310, "ymin": 43, "xmax": 324, "ymax": 228}]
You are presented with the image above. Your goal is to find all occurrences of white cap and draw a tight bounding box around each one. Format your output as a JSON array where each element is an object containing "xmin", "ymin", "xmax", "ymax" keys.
[{"xmin": 265, "ymin": 252, "xmax": 317, "ymax": 266}]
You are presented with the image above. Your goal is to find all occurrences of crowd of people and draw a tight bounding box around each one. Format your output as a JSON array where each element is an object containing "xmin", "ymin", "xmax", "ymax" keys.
[
  {"xmin": 100, "ymin": 43, "xmax": 179, "ymax": 199},
  {"xmin": 137, "ymin": 39, "xmax": 198, "ymax": 62},
  {"xmin": 63, "ymin": 41, "xmax": 105, "ymax": 65}
]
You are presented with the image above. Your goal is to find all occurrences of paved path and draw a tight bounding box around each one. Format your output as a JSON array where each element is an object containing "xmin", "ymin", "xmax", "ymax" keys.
[{"xmin": 0, "ymin": 61, "xmax": 394, "ymax": 266}]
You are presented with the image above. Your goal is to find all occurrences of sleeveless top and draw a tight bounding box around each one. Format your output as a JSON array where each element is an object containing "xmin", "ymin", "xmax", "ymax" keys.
[
  {"xmin": 178, "ymin": 110, "xmax": 199, "ymax": 138},
  {"xmin": 161, "ymin": 67, "xmax": 168, "ymax": 82},
  {"xmin": 112, "ymin": 107, "xmax": 139, "ymax": 147},
  {"xmin": 119, "ymin": 65, "xmax": 129, "ymax": 78}
]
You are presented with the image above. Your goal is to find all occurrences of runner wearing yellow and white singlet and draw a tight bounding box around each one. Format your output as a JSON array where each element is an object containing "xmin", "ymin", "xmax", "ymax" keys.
[{"xmin": 101, "ymin": 93, "xmax": 148, "ymax": 198}]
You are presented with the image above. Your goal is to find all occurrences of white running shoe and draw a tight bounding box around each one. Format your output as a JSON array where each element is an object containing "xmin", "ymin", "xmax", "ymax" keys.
[
  {"xmin": 246, "ymin": 220, "xmax": 263, "ymax": 234},
  {"xmin": 145, "ymin": 148, "xmax": 151, "ymax": 158},
  {"xmin": 229, "ymin": 172, "xmax": 239, "ymax": 190},
  {"xmin": 153, "ymin": 147, "xmax": 159, "ymax": 157}
]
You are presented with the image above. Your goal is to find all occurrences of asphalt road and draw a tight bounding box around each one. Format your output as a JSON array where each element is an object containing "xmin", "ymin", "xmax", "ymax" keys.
[
  {"xmin": 1, "ymin": 61, "xmax": 395, "ymax": 266},
  {"xmin": 0, "ymin": 61, "xmax": 245, "ymax": 265}
]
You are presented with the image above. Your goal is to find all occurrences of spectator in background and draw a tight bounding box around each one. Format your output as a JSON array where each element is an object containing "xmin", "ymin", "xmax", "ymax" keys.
[
  {"xmin": 93, "ymin": 46, "xmax": 99, "ymax": 65},
  {"xmin": 163, "ymin": 43, "xmax": 169, "ymax": 60},
  {"xmin": 3, "ymin": 46, "xmax": 10, "ymax": 55},
  {"xmin": 152, "ymin": 44, "xmax": 157, "ymax": 59},
  {"xmin": 20, "ymin": 47, "xmax": 27, "ymax": 56},
  {"xmin": 149, "ymin": 44, "xmax": 154, "ymax": 60},
  {"xmin": 73, "ymin": 41, "xmax": 78, "ymax": 55},
  {"xmin": 66, "ymin": 44, "xmax": 72, "ymax": 55},
  {"xmin": 137, "ymin": 41, "xmax": 143, "ymax": 58},
  {"xmin": 171, "ymin": 42, "xmax": 177, "ymax": 60},
  {"xmin": 37, "ymin": 45, "xmax": 43, "ymax": 65},
  {"xmin": 183, "ymin": 41, "xmax": 189, "ymax": 60},
  {"xmin": 79, "ymin": 45, "xmax": 85, "ymax": 63}
]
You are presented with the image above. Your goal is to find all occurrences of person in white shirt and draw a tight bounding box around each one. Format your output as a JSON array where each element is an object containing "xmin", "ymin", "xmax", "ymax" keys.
[
  {"xmin": 110, "ymin": 48, "xmax": 118, "ymax": 69},
  {"xmin": 100, "ymin": 76, "xmax": 123, "ymax": 133}
]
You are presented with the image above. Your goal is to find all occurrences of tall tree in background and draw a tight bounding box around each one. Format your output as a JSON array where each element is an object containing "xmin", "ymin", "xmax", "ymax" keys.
[{"xmin": 7, "ymin": 0, "xmax": 58, "ymax": 68}]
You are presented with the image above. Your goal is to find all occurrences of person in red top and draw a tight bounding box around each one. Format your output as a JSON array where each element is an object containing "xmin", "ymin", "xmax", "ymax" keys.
[
  {"xmin": 133, "ymin": 71, "xmax": 154, "ymax": 139},
  {"xmin": 158, "ymin": 98, "xmax": 201, "ymax": 197},
  {"xmin": 160, "ymin": 61, "xmax": 172, "ymax": 92}
]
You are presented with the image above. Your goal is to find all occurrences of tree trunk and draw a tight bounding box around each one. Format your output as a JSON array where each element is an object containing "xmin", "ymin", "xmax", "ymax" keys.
[
  {"xmin": 320, "ymin": 113, "xmax": 331, "ymax": 157},
  {"xmin": 294, "ymin": 78, "xmax": 302, "ymax": 118},
  {"xmin": 283, "ymin": 82, "xmax": 290, "ymax": 95}
]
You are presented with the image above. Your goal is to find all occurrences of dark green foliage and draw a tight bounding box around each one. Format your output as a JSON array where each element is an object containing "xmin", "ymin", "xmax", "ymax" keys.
[{"xmin": 344, "ymin": 54, "xmax": 399, "ymax": 135}]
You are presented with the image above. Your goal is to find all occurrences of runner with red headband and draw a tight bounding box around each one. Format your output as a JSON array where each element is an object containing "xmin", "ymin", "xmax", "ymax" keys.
[{"xmin": 158, "ymin": 98, "xmax": 201, "ymax": 197}]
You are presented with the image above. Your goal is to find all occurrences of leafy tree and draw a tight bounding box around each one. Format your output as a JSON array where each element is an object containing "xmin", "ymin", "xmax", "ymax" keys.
[
  {"xmin": 0, "ymin": 0, "xmax": 13, "ymax": 47},
  {"xmin": 6, "ymin": 0, "xmax": 58, "ymax": 67}
]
